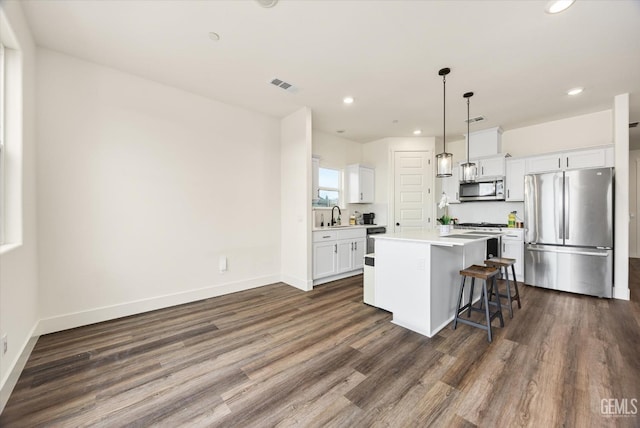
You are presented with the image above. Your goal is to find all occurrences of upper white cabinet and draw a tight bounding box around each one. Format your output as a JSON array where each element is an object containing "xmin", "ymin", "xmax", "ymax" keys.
[
  {"xmin": 505, "ymin": 158, "xmax": 526, "ymax": 201},
  {"xmin": 525, "ymin": 146, "xmax": 613, "ymax": 174},
  {"xmin": 476, "ymin": 156, "xmax": 505, "ymax": 178},
  {"xmin": 347, "ymin": 164, "xmax": 375, "ymax": 203},
  {"xmin": 467, "ymin": 127, "xmax": 503, "ymax": 159},
  {"xmin": 441, "ymin": 164, "xmax": 460, "ymax": 203}
]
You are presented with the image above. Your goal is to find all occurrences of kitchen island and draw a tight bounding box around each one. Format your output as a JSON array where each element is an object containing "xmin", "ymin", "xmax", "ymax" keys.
[{"xmin": 374, "ymin": 229, "xmax": 499, "ymax": 338}]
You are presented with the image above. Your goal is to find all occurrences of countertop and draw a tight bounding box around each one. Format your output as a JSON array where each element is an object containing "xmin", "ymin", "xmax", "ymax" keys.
[
  {"xmin": 312, "ymin": 224, "xmax": 386, "ymax": 232},
  {"xmin": 374, "ymin": 229, "xmax": 503, "ymax": 247}
]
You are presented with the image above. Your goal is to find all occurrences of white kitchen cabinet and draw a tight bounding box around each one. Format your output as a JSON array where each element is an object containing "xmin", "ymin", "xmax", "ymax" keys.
[
  {"xmin": 564, "ymin": 147, "xmax": 611, "ymax": 170},
  {"xmin": 441, "ymin": 165, "xmax": 460, "ymax": 203},
  {"xmin": 505, "ymin": 158, "xmax": 526, "ymax": 201},
  {"xmin": 476, "ymin": 156, "xmax": 505, "ymax": 178},
  {"xmin": 347, "ymin": 164, "xmax": 375, "ymax": 203},
  {"xmin": 313, "ymin": 241, "xmax": 338, "ymax": 279},
  {"xmin": 502, "ymin": 229, "xmax": 524, "ymax": 282},
  {"xmin": 313, "ymin": 228, "xmax": 366, "ymax": 283},
  {"xmin": 525, "ymin": 146, "xmax": 613, "ymax": 174}
]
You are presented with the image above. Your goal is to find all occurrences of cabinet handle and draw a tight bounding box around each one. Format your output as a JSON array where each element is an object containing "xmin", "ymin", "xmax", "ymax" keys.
[
  {"xmin": 503, "ymin": 243, "xmax": 505, "ymax": 252},
  {"xmin": 334, "ymin": 244, "xmax": 337, "ymax": 253},
  {"xmin": 360, "ymin": 192, "xmax": 363, "ymax": 200},
  {"xmin": 322, "ymin": 235, "xmax": 331, "ymax": 238},
  {"xmin": 566, "ymin": 157, "xmax": 569, "ymax": 168},
  {"xmin": 507, "ymin": 189, "xmax": 510, "ymax": 198},
  {"xmin": 456, "ymin": 191, "xmax": 459, "ymax": 200},
  {"xmin": 482, "ymin": 166, "xmax": 484, "ymax": 175},
  {"xmin": 351, "ymin": 242, "xmax": 354, "ymax": 251},
  {"xmin": 355, "ymin": 242, "xmax": 358, "ymax": 250},
  {"xmin": 558, "ymin": 158, "xmax": 561, "ymax": 168}
]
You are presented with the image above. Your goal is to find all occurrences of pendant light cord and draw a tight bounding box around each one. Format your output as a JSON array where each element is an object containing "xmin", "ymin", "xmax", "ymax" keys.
[
  {"xmin": 443, "ymin": 74, "xmax": 446, "ymax": 153},
  {"xmin": 466, "ymin": 96, "xmax": 470, "ymax": 163}
]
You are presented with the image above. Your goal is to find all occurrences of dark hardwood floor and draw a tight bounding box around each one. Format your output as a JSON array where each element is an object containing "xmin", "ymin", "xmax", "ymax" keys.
[{"xmin": 2, "ymin": 261, "xmax": 640, "ymax": 427}]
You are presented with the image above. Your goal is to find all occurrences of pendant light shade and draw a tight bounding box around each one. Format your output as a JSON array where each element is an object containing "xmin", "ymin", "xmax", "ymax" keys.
[
  {"xmin": 436, "ymin": 68, "xmax": 453, "ymax": 178},
  {"xmin": 460, "ymin": 91, "xmax": 477, "ymax": 183}
]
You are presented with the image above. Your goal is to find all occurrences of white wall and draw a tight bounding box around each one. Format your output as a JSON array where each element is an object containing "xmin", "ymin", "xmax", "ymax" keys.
[
  {"xmin": 36, "ymin": 49, "xmax": 282, "ymax": 333},
  {"xmin": 630, "ymin": 150, "xmax": 640, "ymax": 258},
  {"xmin": 613, "ymin": 94, "xmax": 630, "ymax": 300},
  {"xmin": 502, "ymin": 110, "xmax": 612, "ymax": 156},
  {"xmin": 311, "ymin": 130, "xmax": 363, "ymax": 226},
  {"xmin": 363, "ymin": 137, "xmax": 436, "ymax": 228},
  {"xmin": 0, "ymin": 1, "xmax": 39, "ymax": 411},
  {"xmin": 280, "ymin": 108, "xmax": 312, "ymax": 290},
  {"xmin": 312, "ymin": 130, "xmax": 362, "ymax": 170}
]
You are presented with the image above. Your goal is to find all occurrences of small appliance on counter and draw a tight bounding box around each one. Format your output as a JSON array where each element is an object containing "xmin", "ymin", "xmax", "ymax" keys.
[{"xmin": 363, "ymin": 213, "xmax": 376, "ymax": 225}]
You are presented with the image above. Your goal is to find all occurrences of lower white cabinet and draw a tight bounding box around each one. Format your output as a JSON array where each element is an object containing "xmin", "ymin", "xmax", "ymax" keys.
[
  {"xmin": 313, "ymin": 228, "xmax": 366, "ymax": 282},
  {"xmin": 501, "ymin": 229, "xmax": 524, "ymax": 282}
]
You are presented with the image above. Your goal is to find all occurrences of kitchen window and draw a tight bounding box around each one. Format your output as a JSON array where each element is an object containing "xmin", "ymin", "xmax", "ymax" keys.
[{"xmin": 314, "ymin": 167, "xmax": 341, "ymax": 207}]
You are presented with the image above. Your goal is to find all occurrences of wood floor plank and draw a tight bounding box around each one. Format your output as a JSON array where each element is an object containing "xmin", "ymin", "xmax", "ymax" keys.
[{"xmin": 2, "ymin": 270, "xmax": 640, "ymax": 427}]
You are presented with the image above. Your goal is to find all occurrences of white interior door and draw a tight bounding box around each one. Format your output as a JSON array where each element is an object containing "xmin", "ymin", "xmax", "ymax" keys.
[{"xmin": 394, "ymin": 151, "xmax": 433, "ymax": 232}]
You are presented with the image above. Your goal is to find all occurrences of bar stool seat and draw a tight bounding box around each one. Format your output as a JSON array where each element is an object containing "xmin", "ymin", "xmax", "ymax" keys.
[
  {"xmin": 453, "ymin": 264, "xmax": 504, "ymax": 342},
  {"xmin": 484, "ymin": 257, "xmax": 522, "ymax": 319}
]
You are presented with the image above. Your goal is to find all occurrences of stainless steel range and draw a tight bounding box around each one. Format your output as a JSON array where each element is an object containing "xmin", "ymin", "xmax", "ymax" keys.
[{"xmin": 454, "ymin": 223, "xmax": 507, "ymax": 258}]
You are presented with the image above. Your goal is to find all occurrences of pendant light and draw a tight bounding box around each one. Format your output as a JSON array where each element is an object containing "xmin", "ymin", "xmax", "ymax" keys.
[
  {"xmin": 460, "ymin": 91, "xmax": 477, "ymax": 183},
  {"xmin": 435, "ymin": 67, "xmax": 453, "ymax": 178}
]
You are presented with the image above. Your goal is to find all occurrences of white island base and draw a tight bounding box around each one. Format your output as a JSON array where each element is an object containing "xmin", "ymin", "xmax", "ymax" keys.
[{"xmin": 374, "ymin": 231, "xmax": 489, "ymax": 338}]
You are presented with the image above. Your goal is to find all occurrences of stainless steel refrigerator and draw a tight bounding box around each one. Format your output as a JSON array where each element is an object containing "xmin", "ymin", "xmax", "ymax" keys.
[{"xmin": 524, "ymin": 167, "xmax": 613, "ymax": 298}]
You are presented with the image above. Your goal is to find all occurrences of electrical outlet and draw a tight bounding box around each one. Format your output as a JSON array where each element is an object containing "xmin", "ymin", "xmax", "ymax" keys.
[{"xmin": 2, "ymin": 334, "xmax": 7, "ymax": 355}]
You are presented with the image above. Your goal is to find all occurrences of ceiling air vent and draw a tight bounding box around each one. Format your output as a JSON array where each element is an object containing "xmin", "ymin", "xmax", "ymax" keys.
[
  {"xmin": 465, "ymin": 115, "xmax": 486, "ymax": 124},
  {"xmin": 630, "ymin": 122, "xmax": 639, "ymax": 128},
  {"xmin": 270, "ymin": 78, "xmax": 298, "ymax": 93}
]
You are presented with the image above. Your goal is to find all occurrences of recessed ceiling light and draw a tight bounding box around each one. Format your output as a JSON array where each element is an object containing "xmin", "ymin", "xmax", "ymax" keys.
[
  {"xmin": 392, "ymin": 119, "xmax": 399, "ymax": 123},
  {"xmin": 545, "ymin": 0, "xmax": 576, "ymax": 14},
  {"xmin": 255, "ymin": 0, "xmax": 278, "ymax": 7},
  {"xmin": 567, "ymin": 87, "xmax": 584, "ymax": 96},
  {"xmin": 343, "ymin": 96, "xmax": 355, "ymax": 104},
  {"xmin": 413, "ymin": 130, "xmax": 422, "ymax": 135},
  {"xmin": 208, "ymin": 32, "xmax": 220, "ymax": 41},
  {"xmin": 336, "ymin": 130, "xmax": 346, "ymax": 134}
]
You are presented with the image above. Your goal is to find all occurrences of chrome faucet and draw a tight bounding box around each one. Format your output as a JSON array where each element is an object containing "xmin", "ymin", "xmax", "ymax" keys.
[{"xmin": 331, "ymin": 205, "xmax": 341, "ymax": 226}]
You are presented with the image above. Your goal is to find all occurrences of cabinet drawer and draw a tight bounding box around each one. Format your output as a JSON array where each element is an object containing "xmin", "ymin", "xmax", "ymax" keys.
[
  {"xmin": 313, "ymin": 231, "xmax": 338, "ymax": 242},
  {"xmin": 502, "ymin": 229, "xmax": 524, "ymax": 240},
  {"xmin": 337, "ymin": 228, "xmax": 366, "ymax": 240}
]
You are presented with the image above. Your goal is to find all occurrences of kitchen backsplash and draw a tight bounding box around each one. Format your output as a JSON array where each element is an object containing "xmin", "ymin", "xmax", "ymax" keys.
[
  {"xmin": 312, "ymin": 203, "xmax": 389, "ymax": 228},
  {"xmin": 447, "ymin": 201, "xmax": 525, "ymax": 225}
]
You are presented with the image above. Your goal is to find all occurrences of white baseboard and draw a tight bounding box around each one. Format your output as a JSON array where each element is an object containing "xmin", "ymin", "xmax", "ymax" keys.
[
  {"xmin": 1, "ymin": 325, "xmax": 38, "ymax": 414},
  {"xmin": 281, "ymin": 274, "xmax": 313, "ymax": 291},
  {"xmin": 613, "ymin": 285, "xmax": 630, "ymax": 300},
  {"xmin": 36, "ymin": 275, "xmax": 281, "ymax": 336},
  {"xmin": 312, "ymin": 269, "xmax": 363, "ymax": 287}
]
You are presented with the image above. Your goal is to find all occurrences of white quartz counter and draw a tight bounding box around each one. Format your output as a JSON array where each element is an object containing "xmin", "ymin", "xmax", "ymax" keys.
[
  {"xmin": 312, "ymin": 224, "xmax": 386, "ymax": 232},
  {"xmin": 374, "ymin": 229, "xmax": 501, "ymax": 246}
]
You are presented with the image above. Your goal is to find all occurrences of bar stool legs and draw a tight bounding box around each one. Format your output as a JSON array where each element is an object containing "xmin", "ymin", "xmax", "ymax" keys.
[
  {"xmin": 453, "ymin": 265, "xmax": 504, "ymax": 342},
  {"xmin": 485, "ymin": 258, "xmax": 522, "ymax": 319}
]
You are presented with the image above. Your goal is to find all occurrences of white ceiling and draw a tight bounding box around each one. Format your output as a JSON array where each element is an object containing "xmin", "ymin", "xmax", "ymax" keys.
[{"xmin": 20, "ymin": 0, "xmax": 640, "ymax": 145}]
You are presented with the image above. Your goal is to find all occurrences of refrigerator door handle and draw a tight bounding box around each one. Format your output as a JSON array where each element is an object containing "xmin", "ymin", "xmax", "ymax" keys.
[
  {"xmin": 556, "ymin": 175, "xmax": 564, "ymax": 240},
  {"xmin": 527, "ymin": 247, "xmax": 609, "ymax": 257},
  {"xmin": 564, "ymin": 176, "xmax": 570, "ymax": 240}
]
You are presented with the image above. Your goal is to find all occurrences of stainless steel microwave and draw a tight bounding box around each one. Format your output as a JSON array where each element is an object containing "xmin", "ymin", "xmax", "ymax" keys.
[{"xmin": 459, "ymin": 178, "xmax": 505, "ymax": 201}]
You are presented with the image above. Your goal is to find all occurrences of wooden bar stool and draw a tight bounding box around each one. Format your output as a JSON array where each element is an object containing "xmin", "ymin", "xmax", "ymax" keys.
[
  {"xmin": 453, "ymin": 264, "xmax": 504, "ymax": 342},
  {"xmin": 484, "ymin": 257, "xmax": 522, "ymax": 319}
]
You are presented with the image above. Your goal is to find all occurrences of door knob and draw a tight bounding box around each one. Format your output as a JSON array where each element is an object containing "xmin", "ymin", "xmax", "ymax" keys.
[{"xmin": 396, "ymin": 222, "xmax": 400, "ymax": 226}]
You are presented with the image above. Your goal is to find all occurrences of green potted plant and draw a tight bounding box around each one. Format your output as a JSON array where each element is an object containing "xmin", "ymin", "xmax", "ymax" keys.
[{"xmin": 437, "ymin": 192, "xmax": 452, "ymax": 235}]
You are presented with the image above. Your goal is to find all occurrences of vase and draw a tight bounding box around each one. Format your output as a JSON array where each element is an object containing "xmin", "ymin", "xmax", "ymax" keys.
[{"xmin": 439, "ymin": 224, "xmax": 451, "ymax": 236}]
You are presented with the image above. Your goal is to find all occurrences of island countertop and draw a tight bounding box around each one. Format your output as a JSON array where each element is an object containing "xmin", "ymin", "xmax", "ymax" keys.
[{"xmin": 374, "ymin": 229, "xmax": 502, "ymax": 246}]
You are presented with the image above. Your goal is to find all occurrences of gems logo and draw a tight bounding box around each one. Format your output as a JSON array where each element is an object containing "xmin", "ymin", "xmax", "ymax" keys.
[{"xmin": 601, "ymin": 398, "xmax": 638, "ymax": 416}]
